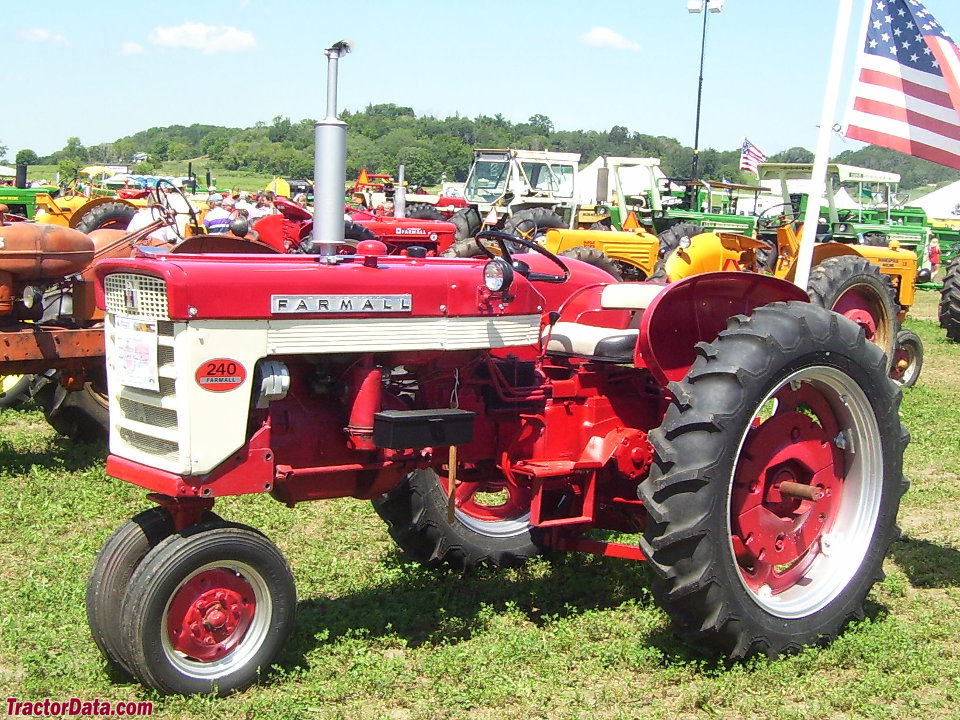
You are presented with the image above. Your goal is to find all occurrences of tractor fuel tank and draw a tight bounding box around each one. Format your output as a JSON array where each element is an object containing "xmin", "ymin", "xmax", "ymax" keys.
[{"xmin": 0, "ymin": 223, "xmax": 95, "ymax": 281}]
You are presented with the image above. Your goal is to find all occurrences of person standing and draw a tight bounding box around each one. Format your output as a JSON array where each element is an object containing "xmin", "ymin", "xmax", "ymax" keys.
[
  {"xmin": 202, "ymin": 194, "xmax": 232, "ymax": 234},
  {"xmin": 929, "ymin": 236, "xmax": 941, "ymax": 275}
]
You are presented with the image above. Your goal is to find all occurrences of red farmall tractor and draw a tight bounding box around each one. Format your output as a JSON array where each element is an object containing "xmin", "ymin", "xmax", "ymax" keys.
[
  {"xmin": 83, "ymin": 43, "xmax": 908, "ymax": 696},
  {"xmin": 89, "ymin": 231, "xmax": 908, "ymax": 695}
]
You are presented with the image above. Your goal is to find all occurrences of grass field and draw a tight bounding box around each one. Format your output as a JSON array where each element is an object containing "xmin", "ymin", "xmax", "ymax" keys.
[
  {"xmin": 0, "ymin": 290, "xmax": 958, "ymax": 719},
  {"xmin": 25, "ymin": 162, "xmax": 277, "ymax": 194}
]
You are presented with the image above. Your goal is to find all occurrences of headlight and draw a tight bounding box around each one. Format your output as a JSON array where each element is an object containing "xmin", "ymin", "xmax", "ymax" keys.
[
  {"xmin": 483, "ymin": 258, "xmax": 514, "ymax": 293},
  {"xmin": 679, "ymin": 235, "xmax": 693, "ymax": 249},
  {"xmin": 837, "ymin": 223, "xmax": 849, "ymax": 233}
]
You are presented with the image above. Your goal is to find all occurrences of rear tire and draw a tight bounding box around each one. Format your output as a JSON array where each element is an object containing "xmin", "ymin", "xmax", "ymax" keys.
[
  {"xmin": 806, "ymin": 256, "xmax": 897, "ymax": 365},
  {"xmin": 450, "ymin": 207, "xmax": 482, "ymax": 242},
  {"xmin": 73, "ymin": 202, "xmax": 136, "ymax": 234},
  {"xmin": 0, "ymin": 374, "xmax": 32, "ymax": 409},
  {"xmin": 505, "ymin": 208, "xmax": 566, "ymax": 240},
  {"xmin": 33, "ymin": 368, "xmax": 109, "ymax": 444},
  {"xmin": 404, "ymin": 203, "xmax": 445, "ymax": 221},
  {"xmin": 938, "ymin": 256, "xmax": 960, "ymax": 341},
  {"xmin": 372, "ymin": 468, "xmax": 543, "ymax": 572},
  {"xmin": 657, "ymin": 222, "xmax": 704, "ymax": 260},
  {"xmin": 639, "ymin": 301, "xmax": 907, "ymax": 659},
  {"xmin": 558, "ymin": 246, "xmax": 623, "ymax": 280},
  {"xmin": 440, "ymin": 239, "xmax": 485, "ymax": 258}
]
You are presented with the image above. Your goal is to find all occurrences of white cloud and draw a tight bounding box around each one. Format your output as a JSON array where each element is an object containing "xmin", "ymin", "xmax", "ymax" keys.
[
  {"xmin": 579, "ymin": 27, "xmax": 640, "ymax": 51},
  {"xmin": 121, "ymin": 42, "xmax": 144, "ymax": 55},
  {"xmin": 148, "ymin": 22, "xmax": 256, "ymax": 54},
  {"xmin": 19, "ymin": 28, "xmax": 68, "ymax": 46}
]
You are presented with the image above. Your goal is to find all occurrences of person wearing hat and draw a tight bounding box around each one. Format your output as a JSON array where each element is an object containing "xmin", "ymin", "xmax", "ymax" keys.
[{"xmin": 202, "ymin": 193, "xmax": 232, "ymax": 234}]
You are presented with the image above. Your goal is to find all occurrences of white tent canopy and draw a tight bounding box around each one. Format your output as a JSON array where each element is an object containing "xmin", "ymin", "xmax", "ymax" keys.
[
  {"xmin": 913, "ymin": 180, "xmax": 960, "ymax": 220},
  {"xmin": 0, "ymin": 165, "xmax": 16, "ymax": 177}
]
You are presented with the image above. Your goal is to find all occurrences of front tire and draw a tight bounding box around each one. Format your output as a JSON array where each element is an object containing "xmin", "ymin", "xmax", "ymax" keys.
[
  {"xmin": 404, "ymin": 203, "xmax": 445, "ymax": 221},
  {"xmin": 372, "ymin": 468, "xmax": 543, "ymax": 572},
  {"xmin": 120, "ymin": 522, "xmax": 296, "ymax": 696},
  {"xmin": 890, "ymin": 328, "xmax": 923, "ymax": 388},
  {"xmin": 73, "ymin": 201, "xmax": 136, "ymax": 234},
  {"xmin": 639, "ymin": 301, "xmax": 908, "ymax": 659}
]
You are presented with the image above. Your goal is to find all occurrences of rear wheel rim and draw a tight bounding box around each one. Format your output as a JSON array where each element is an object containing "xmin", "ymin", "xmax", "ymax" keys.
[
  {"xmin": 440, "ymin": 474, "xmax": 532, "ymax": 538},
  {"xmin": 727, "ymin": 366, "xmax": 883, "ymax": 618}
]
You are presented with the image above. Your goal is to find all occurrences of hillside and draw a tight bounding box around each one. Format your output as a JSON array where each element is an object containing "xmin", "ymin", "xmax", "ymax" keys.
[{"xmin": 10, "ymin": 105, "xmax": 960, "ymax": 191}]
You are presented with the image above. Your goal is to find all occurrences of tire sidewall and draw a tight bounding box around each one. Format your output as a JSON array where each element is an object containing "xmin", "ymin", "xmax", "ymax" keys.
[{"xmin": 121, "ymin": 524, "xmax": 296, "ymax": 696}]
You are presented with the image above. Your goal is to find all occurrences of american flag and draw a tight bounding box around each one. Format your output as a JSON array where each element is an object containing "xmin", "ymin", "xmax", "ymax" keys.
[
  {"xmin": 845, "ymin": 0, "xmax": 960, "ymax": 169},
  {"xmin": 739, "ymin": 138, "xmax": 767, "ymax": 175}
]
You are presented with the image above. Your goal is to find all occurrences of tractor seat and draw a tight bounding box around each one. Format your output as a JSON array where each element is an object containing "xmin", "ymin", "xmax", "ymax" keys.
[
  {"xmin": 545, "ymin": 283, "xmax": 665, "ymax": 363},
  {"xmin": 547, "ymin": 323, "xmax": 639, "ymax": 362}
]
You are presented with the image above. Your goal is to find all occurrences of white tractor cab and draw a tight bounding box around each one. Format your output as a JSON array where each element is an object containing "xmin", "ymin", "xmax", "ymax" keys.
[
  {"xmin": 451, "ymin": 148, "xmax": 581, "ymax": 240},
  {"xmin": 756, "ymin": 162, "xmax": 929, "ymax": 251}
]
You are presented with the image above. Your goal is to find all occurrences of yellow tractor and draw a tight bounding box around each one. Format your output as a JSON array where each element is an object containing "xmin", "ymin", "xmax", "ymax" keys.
[{"xmin": 657, "ymin": 209, "xmax": 920, "ymax": 385}]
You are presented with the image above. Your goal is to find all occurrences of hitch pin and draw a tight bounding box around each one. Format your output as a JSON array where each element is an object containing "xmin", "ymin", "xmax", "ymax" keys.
[
  {"xmin": 447, "ymin": 445, "xmax": 458, "ymax": 523},
  {"xmin": 779, "ymin": 481, "xmax": 824, "ymax": 501}
]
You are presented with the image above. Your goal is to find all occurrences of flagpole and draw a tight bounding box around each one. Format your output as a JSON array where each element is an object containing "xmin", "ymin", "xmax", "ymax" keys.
[{"xmin": 794, "ymin": 0, "xmax": 857, "ymax": 291}]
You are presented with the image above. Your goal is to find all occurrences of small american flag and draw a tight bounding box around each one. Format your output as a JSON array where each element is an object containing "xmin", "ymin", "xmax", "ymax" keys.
[
  {"xmin": 845, "ymin": 0, "xmax": 960, "ymax": 169},
  {"xmin": 739, "ymin": 138, "xmax": 767, "ymax": 175}
]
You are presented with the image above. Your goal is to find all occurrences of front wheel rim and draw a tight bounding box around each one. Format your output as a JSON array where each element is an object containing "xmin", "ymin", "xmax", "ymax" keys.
[
  {"xmin": 162, "ymin": 560, "xmax": 272, "ymax": 679},
  {"xmin": 727, "ymin": 366, "xmax": 883, "ymax": 618}
]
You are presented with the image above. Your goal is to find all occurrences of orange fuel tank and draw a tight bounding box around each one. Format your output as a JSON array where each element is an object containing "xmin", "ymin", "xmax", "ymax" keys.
[{"xmin": 0, "ymin": 223, "xmax": 95, "ymax": 281}]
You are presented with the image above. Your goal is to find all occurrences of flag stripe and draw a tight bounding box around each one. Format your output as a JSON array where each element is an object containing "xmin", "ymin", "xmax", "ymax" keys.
[
  {"xmin": 844, "ymin": 0, "xmax": 960, "ymax": 171},
  {"xmin": 851, "ymin": 96, "xmax": 960, "ymax": 140},
  {"xmin": 858, "ymin": 67, "xmax": 954, "ymax": 109},
  {"xmin": 929, "ymin": 36, "xmax": 960, "ymax": 112},
  {"xmin": 853, "ymin": 79, "xmax": 960, "ymax": 126},
  {"xmin": 846, "ymin": 125, "xmax": 960, "ymax": 168},
  {"xmin": 847, "ymin": 107, "xmax": 960, "ymax": 156}
]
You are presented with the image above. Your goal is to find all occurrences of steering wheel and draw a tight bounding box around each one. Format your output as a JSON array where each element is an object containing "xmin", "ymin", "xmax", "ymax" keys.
[
  {"xmin": 474, "ymin": 230, "xmax": 569, "ymax": 283},
  {"xmin": 757, "ymin": 203, "xmax": 803, "ymax": 230},
  {"xmin": 152, "ymin": 179, "xmax": 200, "ymax": 238}
]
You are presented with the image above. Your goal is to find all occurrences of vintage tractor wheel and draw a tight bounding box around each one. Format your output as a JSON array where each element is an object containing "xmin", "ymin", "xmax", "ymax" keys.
[
  {"xmin": 505, "ymin": 208, "xmax": 566, "ymax": 241},
  {"xmin": 404, "ymin": 202, "xmax": 445, "ymax": 221},
  {"xmin": 558, "ymin": 246, "xmax": 624, "ymax": 280},
  {"xmin": 450, "ymin": 207, "xmax": 482, "ymax": 242},
  {"xmin": 639, "ymin": 301, "xmax": 908, "ymax": 659},
  {"xmin": 73, "ymin": 201, "xmax": 136, "ymax": 234},
  {"xmin": 119, "ymin": 522, "xmax": 296, "ymax": 696},
  {"xmin": 0, "ymin": 374, "xmax": 32, "ymax": 409},
  {"xmin": 806, "ymin": 256, "xmax": 897, "ymax": 365},
  {"xmin": 372, "ymin": 468, "xmax": 544, "ymax": 571},
  {"xmin": 938, "ymin": 256, "xmax": 960, "ymax": 341},
  {"xmin": 33, "ymin": 369, "xmax": 109, "ymax": 444},
  {"xmin": 861, "ymin": 232, "xmax": 889, "ymax": 247},
  {"xmin": 87, "ymin": 508, "xmax": 224, "ymax": 675},
  {"xmin": 656, "ymin": 222, "xmax": 704, "ymax": 259},
  {"xmin": 440, "ymin": 239, "xmax": 486, "ymax": 258},
  {"xmin": 889, "ymin": 328, "xmax": 923, "ymax": 388}
]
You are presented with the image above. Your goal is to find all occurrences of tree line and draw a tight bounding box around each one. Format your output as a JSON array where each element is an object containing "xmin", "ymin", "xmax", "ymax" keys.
[{"xmin": 5, "ymin": 104, "xmax": 960, "ymax": 191}]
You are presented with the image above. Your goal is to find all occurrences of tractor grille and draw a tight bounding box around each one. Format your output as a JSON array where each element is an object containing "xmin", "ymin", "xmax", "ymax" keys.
[
  {"xmin": 104, "ymin": 273, "xmax": 170, "ymax": 320},
  {"xmin": 105, "ymin": 273, "xmax": 184, "ymax": 468}
]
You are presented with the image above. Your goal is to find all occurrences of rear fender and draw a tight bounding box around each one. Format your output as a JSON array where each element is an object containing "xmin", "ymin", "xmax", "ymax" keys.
[{"xmin": 637, "ymin": 272, "xmax": 809, "ymax": 385}]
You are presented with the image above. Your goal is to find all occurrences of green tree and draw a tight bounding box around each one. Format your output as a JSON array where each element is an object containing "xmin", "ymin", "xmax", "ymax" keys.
[
  {"xmin": 528, "ymin": 114, "xmax": 554, "ymax": 136},
  {"xmin": 15, "ymin": 149, "xmax": 39, "ymax": 165},
  {"xmin": 0, "ymin": 140, "xmax": 7, "ymax": 161}
]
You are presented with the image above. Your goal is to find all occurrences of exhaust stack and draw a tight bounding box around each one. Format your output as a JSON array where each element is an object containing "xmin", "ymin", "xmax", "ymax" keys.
[{"xmin": 312, "ymin": 40, "xmax": 352, "ymax": 255}]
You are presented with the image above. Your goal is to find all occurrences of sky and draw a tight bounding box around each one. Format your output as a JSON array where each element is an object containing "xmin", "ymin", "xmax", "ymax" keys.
[{"xmin": 4, "ymin": 0, "xmax": 960, "ymax": 161}]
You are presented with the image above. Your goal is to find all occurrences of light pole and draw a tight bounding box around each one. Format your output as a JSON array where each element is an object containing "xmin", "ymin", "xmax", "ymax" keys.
[{"xmin": 688, "ymin": 0, "xmax": 725, "ymax": 179}]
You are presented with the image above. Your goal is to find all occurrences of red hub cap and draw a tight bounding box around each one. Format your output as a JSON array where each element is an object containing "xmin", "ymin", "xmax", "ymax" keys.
[
  {"xmin": 832, "ymin": 290, "xmax": 880, "ymax": 342},
  {"xmin": 167, "ymin": 569, "xmax": 256, "ymax": 662},
  {"xmin": 731, "ymin": 384, "xmax": 844, "ymax": 595}
]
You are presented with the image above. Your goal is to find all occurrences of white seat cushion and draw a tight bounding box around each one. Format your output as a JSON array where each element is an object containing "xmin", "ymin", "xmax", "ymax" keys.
[{"xmin": 547, "ymin": 322, "xmax": 638, "ymax": 362}]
